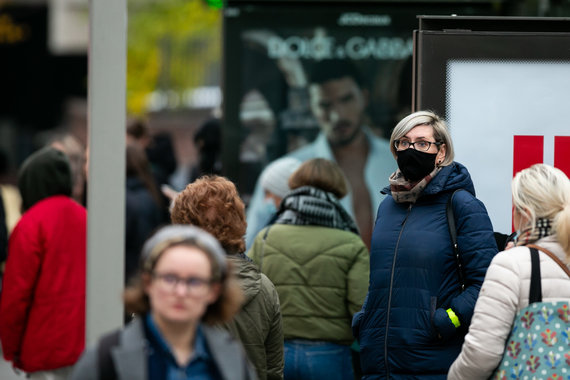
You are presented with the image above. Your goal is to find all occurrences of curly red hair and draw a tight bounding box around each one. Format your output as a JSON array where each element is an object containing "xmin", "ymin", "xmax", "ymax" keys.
[{"xmin": 171, "ymin": 175, "xmax": 247, "ymax": 254}]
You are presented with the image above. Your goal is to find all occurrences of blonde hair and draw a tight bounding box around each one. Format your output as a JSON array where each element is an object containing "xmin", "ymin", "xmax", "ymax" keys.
[
  {"xmin": 389, "ymin": 110, "xmax": 454, "ymax": 166},
  {"xmin": 512, "ymin": 164, "xmax": 570, "ymax": 259}
]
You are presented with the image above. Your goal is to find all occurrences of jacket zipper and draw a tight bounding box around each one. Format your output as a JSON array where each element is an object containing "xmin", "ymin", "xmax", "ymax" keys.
[{"xmin": 384, "ymin": 203, "xmax": 412, "ymax": 378}]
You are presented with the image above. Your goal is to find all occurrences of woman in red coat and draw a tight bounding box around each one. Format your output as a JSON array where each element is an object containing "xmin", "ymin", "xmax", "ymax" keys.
[{"xmin": 0, "ymin": 147, "xmax": 87, "ymax": 379}]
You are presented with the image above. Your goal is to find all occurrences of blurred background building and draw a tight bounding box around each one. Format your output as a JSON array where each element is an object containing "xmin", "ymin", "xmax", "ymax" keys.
[
  {"xmin": 0, "ymin": 0, "xmax": 223, "ymax": 187},
  {"xmin": 0, "ymin": 0, "xmax": 569, "ymax": 189}
]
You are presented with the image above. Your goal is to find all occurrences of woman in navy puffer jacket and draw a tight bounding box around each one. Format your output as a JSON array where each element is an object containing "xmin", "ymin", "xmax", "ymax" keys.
[{"xmin": 352, "ymin": 111, "xmax": 497, "ymax": 379}]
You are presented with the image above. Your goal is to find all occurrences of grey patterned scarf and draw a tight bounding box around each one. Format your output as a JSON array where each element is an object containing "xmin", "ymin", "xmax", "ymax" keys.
[{"xmin": 274, "ymin": 186, "xmax": 359, "ymax": 234}]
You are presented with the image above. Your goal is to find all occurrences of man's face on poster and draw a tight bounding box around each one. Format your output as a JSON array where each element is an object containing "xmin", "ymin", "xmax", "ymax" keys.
[{"xmin": 309, "ymin": 76, "xmax": 368, "ymax": 147}]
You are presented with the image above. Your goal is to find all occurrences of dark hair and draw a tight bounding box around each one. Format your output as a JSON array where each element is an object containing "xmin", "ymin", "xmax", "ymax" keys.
[
  {"xmin": 126, "ymin": 118, "xmax": 150, "ymax": 140},
  {"xmin": 146, "ymin": 132, "xmax": 177, "ymax": 178},
  {"xmin": 289, "ymin": 158, "xmax": 348, "ymax": 199},
  {"xmin": 126, "ymin": 143, "xmax": 163, "ymax": 207},
  {"xmin": 18, "ymin": 147, "xmax": 72, "ymax": 211},
  {"xmin": 309, "ymin": 59, "xmax": 364, "ymax": 88},
  {"xmin": 194, "ymin": 118, "xmax": 221, "ymax": 151}
]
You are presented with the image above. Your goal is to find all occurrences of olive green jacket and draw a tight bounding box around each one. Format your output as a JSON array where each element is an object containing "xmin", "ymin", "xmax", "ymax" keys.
[
  {"xmin": 225, "ymin": 255, "xmax": 284, "ymax": 380},
  {"xmin": 248, "ymin": 224, "xmax": 369, "ymax": 345}
]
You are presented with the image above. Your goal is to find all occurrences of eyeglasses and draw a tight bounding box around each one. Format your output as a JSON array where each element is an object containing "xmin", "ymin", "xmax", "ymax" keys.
[
  {"xmin": 394, "ymin": 139, "xmax": 442, "ymax": 152},
  {"xmin": 152, "ymin": 273, "xmax": 212, "ymax": 296}
]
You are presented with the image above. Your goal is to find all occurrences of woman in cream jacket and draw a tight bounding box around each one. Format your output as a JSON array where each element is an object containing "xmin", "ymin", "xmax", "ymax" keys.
[{"xmin": 448, "ymin": 164, "xmax": 570, "ymax": 380}]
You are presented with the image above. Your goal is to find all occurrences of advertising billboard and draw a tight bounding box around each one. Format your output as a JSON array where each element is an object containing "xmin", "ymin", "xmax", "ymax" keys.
[
  {"xmin": 414, "ymin": 17, "xmax": 570, "ymax": 233},
  {"xmin": 223, "ymin": 2, "xmax": 502, "ymax": 247},
  {"xmin": 223, "ymin": 2, "xmax": 499, "ymax": 201}
]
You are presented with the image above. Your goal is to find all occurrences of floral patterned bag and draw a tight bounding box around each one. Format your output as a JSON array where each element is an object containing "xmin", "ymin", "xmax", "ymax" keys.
[{"xmin": 492, "ymin": 246, "xmax": 570, "ymax": 380}]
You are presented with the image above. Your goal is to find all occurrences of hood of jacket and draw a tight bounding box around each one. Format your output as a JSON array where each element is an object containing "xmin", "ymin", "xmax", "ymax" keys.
[
  {"xmin": 18, "ymin": 147, "xmax": 72, "ymax": 212},
  {"xmin": 383, "ymin": 161, "xmax": 476, "ymax": 198},
  {"xmin": 227, "ymin": 255, "xmax": 261, "ymax": 306}
]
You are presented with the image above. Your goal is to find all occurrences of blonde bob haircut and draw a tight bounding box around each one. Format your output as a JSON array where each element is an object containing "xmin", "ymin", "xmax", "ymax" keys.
[
  {"xmin": 512, "ymin": 164, "xmax": 570, "ymax": 259},
  {"xmin": 288, "ymin": 158, "xmax": 348, "ymax": 199},
  {"xmin": 389, "ymin": 110, "xmax": 454, "ymax": 166}
]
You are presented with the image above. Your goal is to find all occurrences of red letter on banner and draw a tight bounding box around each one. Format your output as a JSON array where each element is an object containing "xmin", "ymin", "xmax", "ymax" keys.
[
  {"xmin": 512, "ymin": 135, "xmax": 543, "ymax": 231},
  {"xmin": 513, "ymin": 135, "xmax": 543, "ymax": 177},
  {"xmin": 554, "ymin": 136, "xmax": 570, "ymax": 178}
]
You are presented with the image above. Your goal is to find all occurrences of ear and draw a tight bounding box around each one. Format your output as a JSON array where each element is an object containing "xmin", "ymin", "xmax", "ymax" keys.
[
  {"xmin": 206, "ymin": 282, "xmax": 222, "ymax": 305},
  {"xmin": 437, "ymin": 144, "xmax": 447, "ymax": 165}
]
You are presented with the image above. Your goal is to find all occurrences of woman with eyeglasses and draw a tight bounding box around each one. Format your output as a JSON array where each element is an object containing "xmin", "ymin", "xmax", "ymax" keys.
[
  {"xmin": 71, "ymin": 225, "xmax": 257, "ymax": 380},
  {"xmin": 352, "ymin": 110, "xmax": 498, "ymax": 379}
]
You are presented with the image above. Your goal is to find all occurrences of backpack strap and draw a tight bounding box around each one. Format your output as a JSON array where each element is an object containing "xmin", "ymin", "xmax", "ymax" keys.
[
  {"xmin": 446, "ymin": 189, "xmax": 465, "ymax": 291},
  {"xmin": 528, "ymin": 248, "xmax": 542, "ymax": 304},
  {"xmin": 528, "ymin": 244, "xmax": 570, "ymax": 278},
  {"xmin": 97, "ymin": 330, "xmax": 120, "ymax": 380}
]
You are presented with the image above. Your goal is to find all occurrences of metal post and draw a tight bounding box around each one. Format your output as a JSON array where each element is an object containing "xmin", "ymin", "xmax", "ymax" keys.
[{"xmin": 86, "ymin": 0, "xmax": 126, "ymax": 345}]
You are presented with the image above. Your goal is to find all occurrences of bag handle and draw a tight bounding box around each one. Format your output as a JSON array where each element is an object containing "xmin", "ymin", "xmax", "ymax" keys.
[
  {"xmin": 446, "ymin": 189, "xmax": 465, "ymax": 291},
  {"xmin": 528, "ymin": 248, "xmax": 542, "ymax": 304},
  {"xmin": 527, "ymin": 244, "xmax": 570, "ymax": 278}
]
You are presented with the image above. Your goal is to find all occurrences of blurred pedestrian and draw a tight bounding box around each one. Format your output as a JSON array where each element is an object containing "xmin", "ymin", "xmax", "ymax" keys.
[
  {"xmin": 248, "ymin": 158, "xmax": 369, "ymax": 380},
  {"xmin": 146, "ymin": 131, "xmax": 177, "ymax": 196},
  {"xmin": 126, "ymin": 117, "xmax": 152, "ymax": 149},
  {"xmin": 0, "ymin": 147, "xmax": 87, "ymax": 379},
  {"xmin": 0, "ymin": 149, "xmax": 21, "ymax": 231},
  {"xmin": 49, "ymin": 133, "xmax": 86, "ymax": 205},
  {"xmin": 448, "ymin": 164, "xmax": 570, "ymax": 379},
  {"xmin": 245, "ymin": 157, "xmax": 301, "ymax": 250},
  {"xmin": 71, "ymin": 225, "xmax": 257, "ymax": 380},
  {"xmin": 189, "ymin": 118, "xmax": 222, "ymax": 183},
  {"xmin": 171, "ymin": 176, "xmax": 284, "ymax": 380},
  {"xmin": 352, "ymin": 110, "xmax": 497, "ymax": 379},
  {"xmin": 125, "ymin": 143, "xmax": 164, "ymax": 282},
  {"xmin": 0, "ymin": 149, "xmax": 21, "ymax": 293}
]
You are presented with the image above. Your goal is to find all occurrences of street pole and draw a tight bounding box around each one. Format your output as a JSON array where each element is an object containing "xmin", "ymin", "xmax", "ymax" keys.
[{"xmin": 86, "ymin": 0, "xmax": 126, "ymax": 344}]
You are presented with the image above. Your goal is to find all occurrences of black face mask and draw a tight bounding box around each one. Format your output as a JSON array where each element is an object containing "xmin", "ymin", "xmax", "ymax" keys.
[{"xmin": 396, "ymin": 148, "xmax": 437, "ymax": 182}]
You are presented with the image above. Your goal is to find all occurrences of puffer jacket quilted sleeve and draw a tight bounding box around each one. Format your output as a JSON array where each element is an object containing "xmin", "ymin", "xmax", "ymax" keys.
[{"xmin": 448, "ymin": 236, "xmax": 570, "ymax": 380}]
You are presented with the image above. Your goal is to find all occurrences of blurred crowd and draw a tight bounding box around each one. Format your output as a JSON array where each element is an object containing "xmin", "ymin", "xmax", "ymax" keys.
[{"xmin": 0, "ymin": 109, "xmax": 568, "ymax": 380}]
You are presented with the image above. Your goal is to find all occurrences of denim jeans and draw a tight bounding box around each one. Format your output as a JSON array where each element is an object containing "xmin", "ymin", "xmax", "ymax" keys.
[{"xmin": 284, "ymin": 339, "xmax": 354, "ymax": 380}]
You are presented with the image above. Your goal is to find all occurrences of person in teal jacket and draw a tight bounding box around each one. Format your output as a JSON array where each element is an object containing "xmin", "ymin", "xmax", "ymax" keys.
[{"xmin": 353, "ymin": 111, "xmax": 497, "ymax": 379}]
